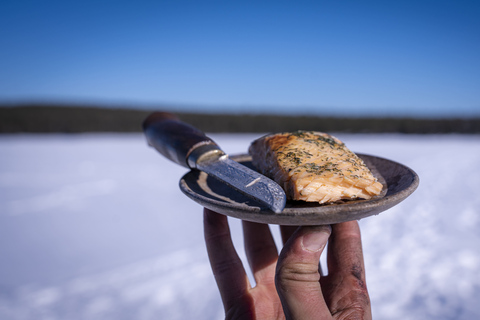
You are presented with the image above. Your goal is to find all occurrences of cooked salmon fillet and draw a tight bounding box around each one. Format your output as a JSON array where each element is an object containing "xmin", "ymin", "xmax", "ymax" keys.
[{"xmin": 248, "ymin": 131, "xmax": 383, "ymax": 204}]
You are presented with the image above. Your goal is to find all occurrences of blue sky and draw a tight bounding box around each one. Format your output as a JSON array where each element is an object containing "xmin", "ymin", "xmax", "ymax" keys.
[{"xmin": 0, "ymin": 0, "xmax": 479, "ymax": 117}]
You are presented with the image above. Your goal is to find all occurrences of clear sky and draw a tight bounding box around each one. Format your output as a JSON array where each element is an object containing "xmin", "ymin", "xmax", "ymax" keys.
[{"xmin": 1, "ymin": 0, "xmax": 479, "ymax": 117}]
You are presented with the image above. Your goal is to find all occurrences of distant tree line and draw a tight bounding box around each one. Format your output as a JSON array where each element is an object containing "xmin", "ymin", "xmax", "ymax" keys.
[{"xmin": 1, "ymin": 104, "xmax": 479, "ymax": 134}]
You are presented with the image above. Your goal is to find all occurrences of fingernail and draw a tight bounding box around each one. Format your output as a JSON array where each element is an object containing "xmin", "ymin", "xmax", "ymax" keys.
[{"xmin": 301, "ymin": 228, "xmax": 330, "ymax": 252}]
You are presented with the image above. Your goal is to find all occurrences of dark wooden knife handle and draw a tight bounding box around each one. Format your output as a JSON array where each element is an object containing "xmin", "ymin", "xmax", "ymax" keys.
[{"xmin": 142, "ymin": 112, "xmax": 220, "ymax": 168}]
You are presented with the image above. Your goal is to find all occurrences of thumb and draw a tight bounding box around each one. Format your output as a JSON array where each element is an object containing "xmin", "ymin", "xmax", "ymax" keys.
[{"xmin": 275, "ymin": 225, "xmax": 332, "ymax": 320}]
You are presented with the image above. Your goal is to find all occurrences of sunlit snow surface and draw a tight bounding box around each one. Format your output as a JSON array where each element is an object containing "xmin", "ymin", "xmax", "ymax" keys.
[{"xmin": 0, "ymin": 133, "xmax": 479, "ymax": 320}]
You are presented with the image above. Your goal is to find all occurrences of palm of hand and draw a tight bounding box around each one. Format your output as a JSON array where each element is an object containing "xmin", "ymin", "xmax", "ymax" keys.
[{"xmin": 225, "ymin": 277, "xmax": 285, "ymax": 319}]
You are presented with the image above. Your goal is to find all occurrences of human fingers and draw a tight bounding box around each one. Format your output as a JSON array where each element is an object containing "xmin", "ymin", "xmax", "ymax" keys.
[
  {"xmin": 280, "ymin": 225, "xmax": 326, "ymax": 276},
  {"xmin": 327, "ymin": 221, "xmax": 365, "ymax": 275},
  {"xmin": 280, "ymin": 225, "xmax": 299, "ymax": 245},
  {"xmin": 204, "ymin": 208, "xmax": 250, "ymax": 311},
  {"xmin": 323, "ymin": 221, "xmax": 371, "ymax": 319},
  {"xmin": 275, "ymin": 225, "xmax": 332, "ymax": 319},
  {"xmin": 242, "ymin": 220, "xmax": 278, "ymax": 286}
]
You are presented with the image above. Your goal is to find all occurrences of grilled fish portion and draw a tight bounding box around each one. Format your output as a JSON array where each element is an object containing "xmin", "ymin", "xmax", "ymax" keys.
[{"xmin": 248, "ymin": 131, "xmax": 383, "ymax": 204}]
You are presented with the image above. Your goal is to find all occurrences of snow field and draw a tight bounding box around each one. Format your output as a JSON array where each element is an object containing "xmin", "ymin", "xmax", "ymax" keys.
[{"xmin": 0, "ymin": 133, "xmax": 479, "ymax": 319}]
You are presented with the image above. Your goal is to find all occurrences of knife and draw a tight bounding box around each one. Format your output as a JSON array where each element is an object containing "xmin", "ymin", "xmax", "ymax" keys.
[{"xmin": 142, "ymin": 112, "xmax": 287, "ymax": 213}]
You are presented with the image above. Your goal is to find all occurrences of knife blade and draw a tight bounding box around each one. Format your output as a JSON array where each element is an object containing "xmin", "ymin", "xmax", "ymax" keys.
[{"xmin": 142, "ymin": 112, "xmax": 287, "ymax": 213}]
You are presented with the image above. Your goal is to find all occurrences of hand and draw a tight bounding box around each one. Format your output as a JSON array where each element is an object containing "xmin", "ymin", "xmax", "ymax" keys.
[{"xmin": 203, "ymin": 208, "xmax": 371, "ymax": 319}]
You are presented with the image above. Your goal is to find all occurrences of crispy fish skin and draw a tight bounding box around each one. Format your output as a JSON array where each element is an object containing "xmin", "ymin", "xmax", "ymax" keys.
[{"xmin": 248, "ymin": 131, "xmax": 383, "ymax": 204}]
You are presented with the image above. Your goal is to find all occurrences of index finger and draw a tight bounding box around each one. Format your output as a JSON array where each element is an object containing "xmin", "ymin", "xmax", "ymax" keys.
[
  {"xmin": 327, "ymin": 221, "xmax": 365, "ymax": 280},
  {"xmin": 323, "ymin": 221, "xmax": 371, "ymax": 319}
]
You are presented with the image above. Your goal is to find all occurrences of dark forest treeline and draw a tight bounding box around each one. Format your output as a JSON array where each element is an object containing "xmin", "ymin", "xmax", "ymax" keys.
[{"xmin": 1, "ymin": 104, "xmax": 479, "ymax": 134}]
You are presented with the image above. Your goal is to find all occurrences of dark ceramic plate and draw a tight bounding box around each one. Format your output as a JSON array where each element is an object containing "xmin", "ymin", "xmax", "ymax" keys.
[{"xmin": 179, "ymin": 153, "xmax": 419, "ymax": 225}]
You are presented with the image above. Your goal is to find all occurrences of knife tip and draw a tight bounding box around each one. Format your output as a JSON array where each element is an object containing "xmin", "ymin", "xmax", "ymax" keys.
[{"xmin": 270, "ymin": 196, "xmax": 286, "ymax": 214}]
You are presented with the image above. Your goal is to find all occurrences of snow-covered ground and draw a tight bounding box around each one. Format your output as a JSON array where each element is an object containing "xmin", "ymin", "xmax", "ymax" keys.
[{"xmin": 0, "ymin": 133, "xmax": 479, "ymax": 320}]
